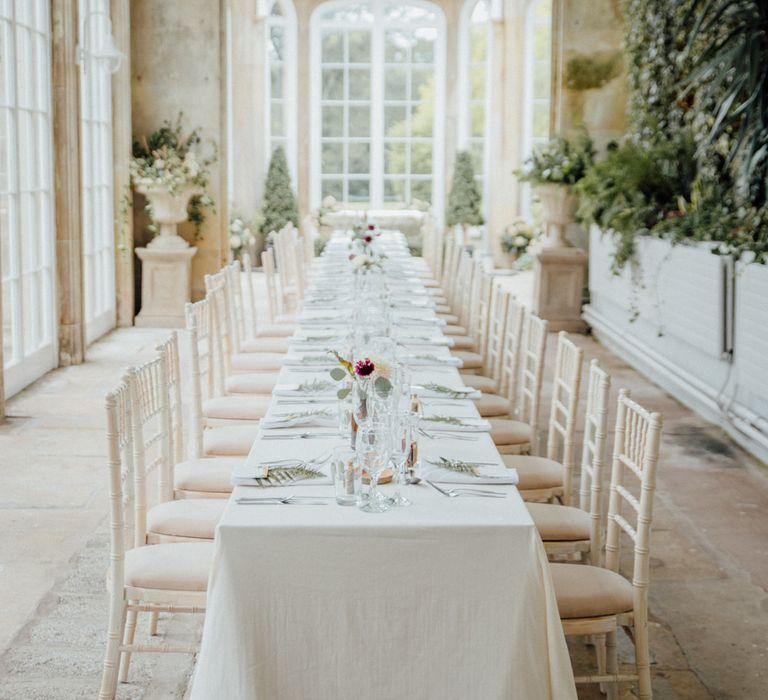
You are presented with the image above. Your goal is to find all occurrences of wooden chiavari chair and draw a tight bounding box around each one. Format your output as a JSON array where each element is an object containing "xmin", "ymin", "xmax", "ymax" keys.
[
  {"xmin": 242, "ymin": 252, "xmax": 295, "ymax": 337},
  {"xmin": 551, "ymin": 391, "xmax": 663, "ymax": 699}
]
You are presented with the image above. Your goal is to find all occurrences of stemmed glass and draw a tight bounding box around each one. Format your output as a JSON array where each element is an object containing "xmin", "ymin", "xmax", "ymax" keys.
[
  {"xmin": 387, "ymin": 411, "xmax": 412, "ymax": 507},
  {"xmin": 357, "ymin": 420, "xmax": 391, "ymax": 513}
]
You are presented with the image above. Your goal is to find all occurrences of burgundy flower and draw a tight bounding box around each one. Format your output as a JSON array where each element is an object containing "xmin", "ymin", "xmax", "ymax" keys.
[
  {"xmin": 367, "ymin": 224, "xmax": 375, "ymax": 231},
  {"xmin": 348, "ymin": 253, "xmax": 356, "ymax": 260},
  {"xmin": 354, "ymin": 358, "xmax": 375, "ymax": 377},
  {"xmin": 363, "ymin": 234, "xmax": 373, "ymax": 244}
]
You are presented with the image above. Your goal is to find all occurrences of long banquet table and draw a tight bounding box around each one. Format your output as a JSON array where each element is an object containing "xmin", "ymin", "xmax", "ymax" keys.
[{"xmin": 191, "ymin": 232, "xmax": 576, "ymax": 699}]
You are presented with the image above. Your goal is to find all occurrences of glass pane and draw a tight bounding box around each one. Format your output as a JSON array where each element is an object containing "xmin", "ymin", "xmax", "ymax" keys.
[
  {"xmin": 384, "ymin": 67, "xmax": 407, "ymax": 100},
  {"xmin": 411, "ymin": 68, "xmax": 432, "ymax": 101},
  {"xmin": 347, "ymin": 178, "xmax": 370, "ymax": 202},
  {"xmin": 470, "ymin": 141, "xmax": 484, "ymax": 172},
  {"xmin": 534, "ymin": 25, "xmax": 550, "ymax": 62},
  {"xmin": 270, "ymin": 65, "xmax": 283, "ymax": 99},
  {"xmin": 347, "ymin": 30, "xmax": 371, "ymax": 63},
  {"xmin": 348, "ymin": 142, "xmax": 370, "ymax": 173},
  {"xmin": 348, "ymin": 105, "xmax": 370, "ymax": 137},
  {"xmin": 321, "ymin": 142, "xmax": 343, "ymax": 174},
  {"xmin": 322, "ymin": 68, "xmax": 344, "ymax": 100},
  {"xmin": 322, "ymin": 32, "xmax": 343, "ymax": 62},
  {"xmin": 269, "ymin": 26, "xmax": 284, "ymax": 61},
  {"xmin": 410, "ymin": 142, "xmax": 432, "ymax": 174},
  {"xmin": 384, "ymin": 141, "xmax": 406, "ymax": 174},
  {"xmin": 271, "ymin": 102, "xmax": 284, "ymax": 136},
  {"xmin": 384, "ymin": 30, "xmax": 408, "ymax": 63},
  {"xmin": 384, "ymin": 178, "xmax": 405, "ymax": 203},
  {"xmin": 384, "ymin": 105, "xmax": 407, "ymax": 134},
  {"xmin": 471, "ymin": 103, "xmax": 484, "ymax": 137},
  {"xmin": 412, "ymin": 29, "xmax": 435, "ymax": 63},
  {"xmin": 348, "ymin": 68, "xmax": 370, "ymax": 100},
  {"xmin": 470, "ymin": 67, "xmax": 485, "ymax": 101},
  {"xmin": 411, "ymin": 179, "xmax": 432, "ymax": 203},
  {"xmin": 534, "ymin": 61, "xmax": 550, "ymax": 97},
  {"xmin": 270, "ymin": 0, "xmax": 283, "ymax": 17},
  {"xmin": 321, "ymin": 178, "xmax": 343, "ymax": 200},
  {"xmin": 470, "ymin": 26, "xmax": 487, "ymax": 62},
  {"xmin": 410, "ymin": 102, "xmax": 433, "ymax": 137},
  {"xmin": 322, "ymin": 105, "xmax": 343, "ymax": 137},
  {"xmin": 533, "ymin": 102, "xmax": 550, "ymax": 137}
]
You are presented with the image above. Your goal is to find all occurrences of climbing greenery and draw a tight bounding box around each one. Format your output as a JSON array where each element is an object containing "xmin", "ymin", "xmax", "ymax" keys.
[
  {"xmin": 445, "ymin": 151, "xmax": 483, "ymax": 227},
  {"xmin": 577, "ymin": 0, "xmax": 768, "ymax": 267},
  {"xmin": 260, "ymin": 146, "xmax": 299, "ymax": 236}
]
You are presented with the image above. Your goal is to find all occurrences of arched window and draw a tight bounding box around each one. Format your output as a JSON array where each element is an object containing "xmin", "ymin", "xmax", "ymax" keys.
[
  {"xmin": 79, "ymin": 0, "xmax": 116, "ymax": 344},
  {"xmin": 521, "ymin": 0, "xmax": 552, "ymax": 219},
  {"xmin": 310, "ymin": 1, "xmax": 445, "ymax": 213},
  {"xmin": 0, "ymin": 1, "xmax": 57, "ymax": 397},
  {"xmin": 266, "ymin": 0, "xmax": 297, "ymax": 176},
  {"xmin": 458, "ymin": 0, "xmax": 491, "ymax": 211}
]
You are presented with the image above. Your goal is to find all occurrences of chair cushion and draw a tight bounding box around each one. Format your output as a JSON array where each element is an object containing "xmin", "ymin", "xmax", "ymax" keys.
[
  {"xmin": 226, "ymin": 372, "xmax": 280, "ymax": 395},
  {"xmin": 203, "ymin": 424, "xmax": 261, "ymax": 456},
  {"xmin": 231, "ymin": 352, "xmax": 284, "ymax": 372},
  {"xmin": 551, "ymin": 563, "xmax": 634, "ymax": 619},
  {"xmin": 526, "ymin": 503, "xmax": 590, "ymax": 541},
  {"xmin": 489, "ymin": 418, "xmax": 532, "ymax": 446},
  {"xmin": 257, "ymin": 323, "xmax": 294, "ymax": 337},
  {"xmin": 462, "ymin": 374, "xmax": 499, "ymax": 394},
  {"xmin": 449, "ymin": 335, "xmax": 476, "ymax": 350},
  {"xmin": 443, "ymin": 324, "xmax": 468, "ymax": 336},
  {"xmin": 147, "ymin": 499, "xmax": 227, "ymax": 540},
  {"xmin": 203, "ymin": 395, "xmax": 271, "ymax": 421},
  {"xmin": 475, "ymin": 393, "xmax": 513, "ymax": 418},
  {"xmin": 124, "ymin": 542, "xmax": 213, "ymax": 592},
  {"xmin": 241, "ymin": 336, "xmax": 290, "ymax": 353},
  {"xmin": 437, "ymin": 313, "xmax": 460, "ymax": 325},
  {"xmin": 435, "ymin": 304, "xmax": 452, "ymax": 315},
  {"xmin": 503, "ymin": 455, "xmax": 563, "ymax": 490},
  {"xmin": 452, "ymin": 350, "xmax": 483, "ymax": 370},
  {"xmin": 175, "ymin": 457, "xmax": 240, "ymax": 495}
]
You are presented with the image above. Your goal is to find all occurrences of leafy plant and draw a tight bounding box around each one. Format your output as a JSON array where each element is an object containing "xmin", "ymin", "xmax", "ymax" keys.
[
  {"xmin": 422, "ymin": 415, "xmax": 465, "ymax": 426},
  {"xmin": 432, "ymin": 457, "xmax": 480, "ymax": 477},
  {"xmin": 565, "ymin": 51, "xmax": 624, "ymax": 91},
  {"xmin": 446, "ymin": 151, "xmax": 484, "ymax": 226},
  {"xmin": 422, "ymin": 382, "xmax": 472, "ymax": 399},
  {"xmin": 261, "ymin": 146, "xmax": 299, "ymax": 236},
  {"xmin": 297, "ymin": 379, "xmax": 335, "ymax": 393},
  {"xmin": 258, "ymin": 465, "xmax": 325, "ymax": 485},
  {"xmin": 517, "ymin": 132, "xmax": 595, "ymax": 186}
]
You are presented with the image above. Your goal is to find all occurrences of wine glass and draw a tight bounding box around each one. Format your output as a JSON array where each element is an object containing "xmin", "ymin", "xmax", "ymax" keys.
[
  {"xmin": 387, "ymin": 412, "xmax": 412, "ymax": 507},
  {"xmin": 356, "ymin": 420, "xmax": 391, "ymax": 513}
]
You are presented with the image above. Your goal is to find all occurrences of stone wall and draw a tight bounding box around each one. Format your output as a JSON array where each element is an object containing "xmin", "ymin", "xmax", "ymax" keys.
[{"xmin": 130, "ymin": 0, "xmax": 229, "ymax": 301}]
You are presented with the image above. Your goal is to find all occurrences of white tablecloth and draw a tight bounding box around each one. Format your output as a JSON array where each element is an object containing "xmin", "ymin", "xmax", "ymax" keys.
[{"xmin": 191, "ymin": 233, "xmax": 576, "ymax": 699}]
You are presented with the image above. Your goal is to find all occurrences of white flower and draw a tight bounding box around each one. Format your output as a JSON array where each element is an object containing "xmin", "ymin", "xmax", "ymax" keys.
[
  {"xmin": 154, "ymin": 159, "xmax": 165, "ymax": 169},
  {"xmin": 322, "ymin": 195, "xmax": 337, "ymax": 208},
  {"xmin": 230, "ymin": 219, "xmax": 243, "ymax": 232},
  {"xmin": 514, "ymin": 235, "xmax": 527, "ymax": 247},
  {"xmin": 229, "ymin": 235, "xmax": 242, "ymax": 250}
]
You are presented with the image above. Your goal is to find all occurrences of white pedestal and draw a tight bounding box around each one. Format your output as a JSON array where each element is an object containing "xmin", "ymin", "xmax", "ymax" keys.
[
  {"xmin": 135, "ymin": 245, "xmax": 197, "ymax": 328},
  {"xmin": 532, "ymin": 246, "xmax": 587, "ymax": 333}
]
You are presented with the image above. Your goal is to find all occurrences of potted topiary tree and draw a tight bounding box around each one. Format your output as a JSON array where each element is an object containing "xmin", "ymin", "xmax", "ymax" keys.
[
  {"xmin": 446, "ymin": 151, "xmax": 484, "ymax": 236},
  {"xmin": 260, "ymin": 146, "xmax": 299, "ymax": 238}
]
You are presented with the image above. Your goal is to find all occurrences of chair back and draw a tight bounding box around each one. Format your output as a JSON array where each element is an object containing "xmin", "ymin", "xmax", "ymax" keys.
[
  {"xmin": 443, "ymin": 239, "xmax": 461, "ymax": 303},
  {"xmin": 578, "ymin": 359, "xmax": 612, "ymax": 563},
  {"xmin": 185, "ymin": 297, "xmax": 221, "ymax": 458},
  {"xmin": 242, "ymin": 252, "xmax": 259, "ymax": 337},
  {"xmin": 469, "ymin": 262, "xmax": 493, "ymax": 363},
  {"xmin": 225, "ymin": 261, "xmax": 248, "ymax": 346},
  {"xmin": 104, "ymin": 380, "xmax": 135, "ymax": 591},
  {"xmin": 484, "ymin": 287, "xmax": 510, "ymax": 384},
  {"xmin": 262, "ymin": 248, "xmax": 280, "ymax": 323},
  {"xmin": 456, "ymin": 252, "xmax": 475, "ymax": 327},
  {"xmin": 126, "ymin": 355, "xmax": 173, "ymax": 544},
  {"xmin": 517, "ymin": 313, "xmax": 549, "ymax": 454},
  {"xmin": 605, "ymin": 391, "xmax": 663, "ymax": 620},
  {"xmin": 205, "ymin": 267, "xmax": 241, "ymax": 353},
  {"xmin": 156, "ymin": 332, "xmax": 184, "ymax": 465},
  {"xmin": 543, "ymin": 332, "xmax": 584, "ymax": 504},
  {"xmin": 498, "ymin": 298, "xmax": 525, "ymax": 404}
]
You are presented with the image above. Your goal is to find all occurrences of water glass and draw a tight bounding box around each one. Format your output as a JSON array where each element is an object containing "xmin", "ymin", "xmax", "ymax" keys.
[
  {"xmin": 331, "ymin": 446, "xmax": 361, "ymax": 506},
  {"xmin": 356, "ymin": 421, "xmax": 391, "ymax": 513}
]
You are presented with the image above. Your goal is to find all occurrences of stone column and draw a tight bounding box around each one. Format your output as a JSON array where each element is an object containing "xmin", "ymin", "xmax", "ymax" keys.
[
  {"xmin": 111, "ymin": 0, "xmax": 134, "ymax": 326},
  {"xmin": 131, "ymin": 0, "xmax": 229, "ymax": 302},
  {"xmin": 51, "ymin": 0, "xmax": 86, "ymax": 365}
]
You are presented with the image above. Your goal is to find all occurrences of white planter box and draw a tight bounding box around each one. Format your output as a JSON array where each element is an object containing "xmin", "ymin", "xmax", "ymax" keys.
[{"xmin": 584, "ymin": 226, "xmax": 768, "ymax": 465}]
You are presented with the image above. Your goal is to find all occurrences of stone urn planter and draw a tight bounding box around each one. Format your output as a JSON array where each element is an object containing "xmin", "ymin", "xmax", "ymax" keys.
[
  {"xmin": 136, "ymin": 183, "xmax": 202, "ymax": 249},
  {"xmin": 535, "ymin": 183, "xmax": 578, "ymax": 248}
]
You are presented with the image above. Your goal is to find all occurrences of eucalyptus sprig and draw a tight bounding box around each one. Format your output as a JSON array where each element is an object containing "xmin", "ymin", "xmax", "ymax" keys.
[
  {"xmin": 422, "ymin": 382, "xmax": 471, "ymax": 399},
  {"xmin": 258, "ymin": 465, "xmax": 325, "ymax": 485},
  {"xmin": 422, "ymin": 415, "xmax": 466, "ymax": 426},
  {"xmin": 296, "ymin": 379, "xmax": 334, "ymax": 394},
  {"xmin": 278, "ymin": 409, "xmax": 334, "ymax": 421},
  {"xmin": 433, "ymin": 457, "xmax": 481, "ymax": 477}
]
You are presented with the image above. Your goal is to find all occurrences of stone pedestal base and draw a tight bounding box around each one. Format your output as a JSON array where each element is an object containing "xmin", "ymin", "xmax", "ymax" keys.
[
  {"xmin": 135, "ymin": 246, "xmax": 197, "ymax": 328},
  {"xmin": 532, "ymin": 246, "xmax": 588, "ymax": 333}
]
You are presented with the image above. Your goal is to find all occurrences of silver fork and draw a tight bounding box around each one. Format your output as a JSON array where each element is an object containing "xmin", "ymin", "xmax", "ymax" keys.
[
  {"xmin": 236, "ymin": 495, "xmax": 330, "ymax": 506},
  {"xmin": 417, "ymin": 428, "xmax": 478, "ymax": 442},
  {"xmin": 424, "ymin": 481, "xmax": 507, "ymax": 498},
  {"xmin": 261, "ymin": 432, "xmax": 339, "ymax": 440}
]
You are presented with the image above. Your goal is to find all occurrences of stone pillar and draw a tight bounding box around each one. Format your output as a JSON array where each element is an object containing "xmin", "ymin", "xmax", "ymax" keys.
[
  {"xmin": 51, "ymin": 0, "xmax": 86, "ymax": 365},
  {"xmin": 111, "ymin": 0, "xmax": 134, "ymax": 326},
  {"xmin": 131, "ymin": 0, "xmax": 229, "ymax": 302}
]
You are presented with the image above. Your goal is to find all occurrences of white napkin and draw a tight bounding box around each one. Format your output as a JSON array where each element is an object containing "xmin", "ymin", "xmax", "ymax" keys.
[
  {"xmin": 412, "ymin": 384, "xmax": 481, "ymax": 400},
  {"xmin": 422, "ymin": 461, "xmax": 519, "ymax": 485},
  {"xmin": 396, "ymin": 335, "xmax": 453, "ymax": 347},
  {"xmin": 282, "ymin": 354, "xmax": 336, "ymax": 367},
  {"xmin": 272, "ymin": 382, "xmax": 337, "ymax": 397},
  {"xmin": 297, "ymin": 315, "xmax": 346, "ymax": 326},
  {"xmin": 396, "ymin": 316, "xmax": 446, "ymax": 327},
  {"xmin": 260, "ymin": 411, "xmax": 337, "ymax": 430},
  {"xmin": 419, "ymin": 417, "xmax": 491, "ymax": 432},
  {"xmin": 403, "ymin": 354, "xmax": 463, "ymax": 367}
]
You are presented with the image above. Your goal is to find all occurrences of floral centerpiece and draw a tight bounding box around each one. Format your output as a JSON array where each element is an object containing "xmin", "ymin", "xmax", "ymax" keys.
[
  {"xmin": 130, "ymin": 114, "xmax": 216, "ymax": 247},
  {"xmin": 229, "ymin": 214, "xmax": 263, "ymax": 264},
  {"xmin": 329, "ymin": 351, "xmax": 392, "ymax": 400},
  {"xmin": 500, "ymin": 219, "xmax": 537, "ymax": 260}
]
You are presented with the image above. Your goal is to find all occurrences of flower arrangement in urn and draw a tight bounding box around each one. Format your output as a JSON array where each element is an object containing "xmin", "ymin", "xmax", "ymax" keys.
[
  {"xmin": 130, "ymin": 114, "xmax": 216, "ymax": 247},
  {"xmin": 500, "ymin": 219, "xmax": 537, "ymax": 260}
]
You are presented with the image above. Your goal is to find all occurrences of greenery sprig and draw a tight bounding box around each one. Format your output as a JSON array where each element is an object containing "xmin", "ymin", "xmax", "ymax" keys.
[
  {"xmin": 422, "ymin": 382, "xmax": 472, "ymax": 399},
  {"xmin": 258, "ymin": 465, "xmax": 325, "ymax": 486},
  {"xmin": 433, "ymin": 457, "xmax": 480, "ymax": 477}
]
